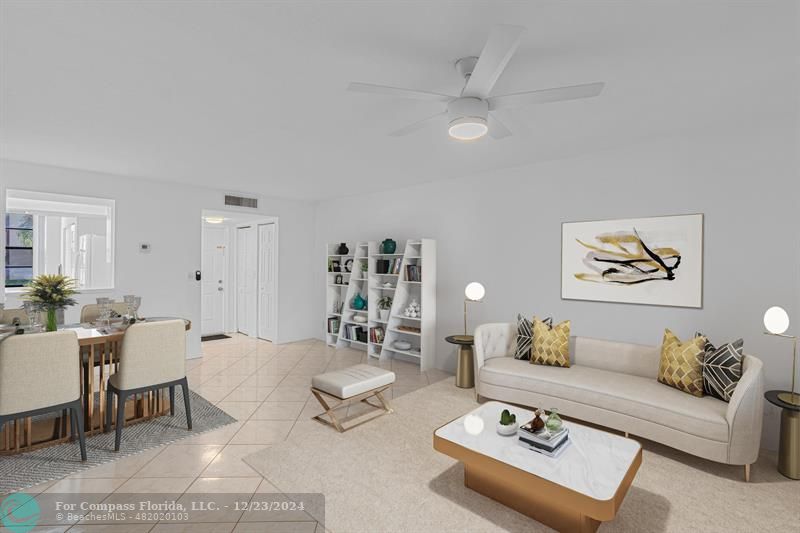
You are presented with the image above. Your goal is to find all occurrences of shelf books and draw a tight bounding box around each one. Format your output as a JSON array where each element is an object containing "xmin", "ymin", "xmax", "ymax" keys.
[
  {"xmin": 341, "ymin": 323, "xmax": 367, "ymax": 343},
  {"xmin": 370, "ymin": 326, "xmax": 385, "ymax": 344},
  {"xmin": 405, "ymin": 264, "xmax": 421, "ymax": 282},
  {"xmin": 327, "ymin": 317, "xmax": 340, "ymax": 335}
]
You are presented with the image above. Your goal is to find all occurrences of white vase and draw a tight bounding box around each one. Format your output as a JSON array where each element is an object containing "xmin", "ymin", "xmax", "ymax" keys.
[{"xmin": 379, "ymin": 309, "xmax": 389, "ymax": 321}]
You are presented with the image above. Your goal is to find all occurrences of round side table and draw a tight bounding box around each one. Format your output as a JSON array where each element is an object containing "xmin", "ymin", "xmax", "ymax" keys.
[
  {"xmin": 446, "ymin": 335, "xmax": 474, "ymax": 389},
  {"xmin": 765, "ymin": 390, "xmax": 800, "ymax": 479}
]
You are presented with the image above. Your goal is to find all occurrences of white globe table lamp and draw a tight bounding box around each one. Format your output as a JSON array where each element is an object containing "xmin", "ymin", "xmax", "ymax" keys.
[
  {"xmin": 764, "ymin": 306, "xmax": 799, "ymax": 406},
  {"xmin": 460, "ymin": 282, "xmax": 485, "ymax": 340}
]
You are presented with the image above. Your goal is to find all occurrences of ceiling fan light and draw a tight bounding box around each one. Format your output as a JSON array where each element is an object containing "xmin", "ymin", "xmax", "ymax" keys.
[{"xmin": 448, "ymin": 117, "xmax": 488, "ymax": 141}]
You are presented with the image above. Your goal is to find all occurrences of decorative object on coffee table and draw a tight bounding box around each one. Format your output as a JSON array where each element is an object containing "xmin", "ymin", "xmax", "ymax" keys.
[
  {"xmin": 561, "ymin": 213, "xmax": 704, "ymax": 308},
  {"xmin": 763, "ymin": 306, "xmax": 798, "ymax": 406},
  {"xmin": 22, "ymin": 274, "xmax": 78, "ymax": 331},
  {"xmin": 496, "ymin": 409, "xmax": 518, "ymax": 436},
  {"xmin": 765, "ymin": 390, "xmax": 800, "ymax": 479},
  {"xmin": 546, "ymin": 408, "xmax": 563, "ymax": 432},
  {"xmin": 446, "ymin": 335, "xmax": 475, "ymax": 388}
]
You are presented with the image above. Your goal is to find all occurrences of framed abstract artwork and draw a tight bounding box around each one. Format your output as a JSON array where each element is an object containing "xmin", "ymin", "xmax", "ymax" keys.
[{"xmin": 561, "ymin": 214, "xmax": 703, "ymax": 308}]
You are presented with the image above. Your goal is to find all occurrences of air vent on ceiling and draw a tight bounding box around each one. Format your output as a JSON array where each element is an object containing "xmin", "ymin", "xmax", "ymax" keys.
[{"xmin": 224, "ymin": 194, "xmax": 258, "ymax": 209}]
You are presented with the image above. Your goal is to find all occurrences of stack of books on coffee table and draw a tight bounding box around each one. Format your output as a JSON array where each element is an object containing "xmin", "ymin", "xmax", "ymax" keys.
[{"xmin": 518, "ymin": 424, "xmax": 570, "ymax": 458}]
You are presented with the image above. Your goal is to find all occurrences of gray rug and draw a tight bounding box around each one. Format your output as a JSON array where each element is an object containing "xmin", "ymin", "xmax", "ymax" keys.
[
  {"xmin": 244, "ymin": 378, "xmax": 800, "ymax": 533},
  {"xmin": 0, "ymin": 388, "xmax": 236, "ymax": 494}
]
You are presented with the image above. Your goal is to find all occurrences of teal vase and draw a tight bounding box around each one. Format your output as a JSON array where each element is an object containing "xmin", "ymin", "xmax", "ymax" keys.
[
  {"xmin": 352, "ymin": 294, "xmax": 366, "ymax": 310},
  {"xmin": 381, "ymin": 238, "xmax": 396, "ymax": 254}
]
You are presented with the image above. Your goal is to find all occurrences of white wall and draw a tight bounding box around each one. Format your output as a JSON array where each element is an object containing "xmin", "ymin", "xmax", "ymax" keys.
[
  {"xmin": 1, "ymin": 159, "xmax": 318, "ymax": 356},
  {"xmin": 314, "ymin": 118, "xmax": 799, "ymax": 449}
]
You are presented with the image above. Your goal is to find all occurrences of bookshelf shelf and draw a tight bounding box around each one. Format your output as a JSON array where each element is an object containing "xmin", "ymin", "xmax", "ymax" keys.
[{"xmin": 326, "ymin": 239, "xmax": 435, "ymax": 371}]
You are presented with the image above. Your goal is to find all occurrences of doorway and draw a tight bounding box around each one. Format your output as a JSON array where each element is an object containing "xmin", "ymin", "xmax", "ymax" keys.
[
  {"xmin": 201, "ymin": 224, "xmax": 228, "ymax": 336},
  {"xmin": 200, "ymin": 211, "xmax": 278, "ymax": 342}
]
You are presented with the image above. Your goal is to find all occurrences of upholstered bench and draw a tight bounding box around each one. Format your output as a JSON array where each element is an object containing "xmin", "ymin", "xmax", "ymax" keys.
[{"xmin": 311, "ymin": 364, "xmax": 395, "ymax": 432}]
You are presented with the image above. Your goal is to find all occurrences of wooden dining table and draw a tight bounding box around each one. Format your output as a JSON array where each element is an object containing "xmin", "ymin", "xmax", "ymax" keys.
[{"xmin": 0, "ymin": 317, "xmax": 191, "ymax": 455}]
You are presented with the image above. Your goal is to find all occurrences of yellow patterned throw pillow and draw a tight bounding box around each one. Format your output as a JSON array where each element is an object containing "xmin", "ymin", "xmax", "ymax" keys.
[
  {"xmin": 530, "ymin": 317, "xmax": 570, "ymax": 367},
  {"xmin": 658, "ymin": 329, "xmax": 705, "ymax": 397}
]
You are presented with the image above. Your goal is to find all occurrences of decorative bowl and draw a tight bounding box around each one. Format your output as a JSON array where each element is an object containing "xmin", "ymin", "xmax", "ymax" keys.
[
  {"xmin": 352, "ymin": 315, "xmax": 367, "ymax": 323},
  {"xmin": 496, "ymin": 421, "xmax": 518, "ymax": 436},
  {"xmin": 393, "ymin": 340, "xmax": 412, "ymax": 351}
]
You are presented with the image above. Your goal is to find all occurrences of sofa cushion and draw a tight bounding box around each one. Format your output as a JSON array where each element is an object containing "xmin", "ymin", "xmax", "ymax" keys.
[
  {"xmin": 658, "ymin": 329, "xmax": 706, "ymax": 397},
  {"xmin": 531, "ymin": 317, "xmax": 570, "ymax": 367},
  {"xmin": 479, "ymin": 357, "xmax": 729, "ymax": 442}
]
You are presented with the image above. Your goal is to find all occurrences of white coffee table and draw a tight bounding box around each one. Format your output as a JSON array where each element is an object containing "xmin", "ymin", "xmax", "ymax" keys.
[{"xmin": 434, "ymin": 401, "xmax": 641, "ymax": 533}]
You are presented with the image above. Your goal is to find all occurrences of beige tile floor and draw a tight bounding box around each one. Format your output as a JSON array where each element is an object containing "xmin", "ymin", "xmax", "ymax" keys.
[{"xmin": 16, "ymin": 334, "xmax": 450, "ymax": 532}]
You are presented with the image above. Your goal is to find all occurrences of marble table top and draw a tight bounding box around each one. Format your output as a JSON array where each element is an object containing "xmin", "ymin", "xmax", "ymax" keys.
[{"xmin": 435, "ymin": 400, "xmax": 641, "ymax": 501}]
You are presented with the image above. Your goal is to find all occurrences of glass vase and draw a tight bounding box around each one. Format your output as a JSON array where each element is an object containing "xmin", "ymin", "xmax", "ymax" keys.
[
  {"xmin": 545, "ymin": 408, "xmax": 563, "ymax": 433},
  {"xmin": 46, "ymin": 308, "xmax": 58, "ymax": 332}
]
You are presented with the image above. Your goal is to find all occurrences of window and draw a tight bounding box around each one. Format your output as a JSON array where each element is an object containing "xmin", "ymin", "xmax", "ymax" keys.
[
  {"xmin": 4, "ymin": 190, "xmax": 115, "ymax": 290},
  {"xmin": 4, "ymin": 213, "xmax": 34, "ymax": 287}
]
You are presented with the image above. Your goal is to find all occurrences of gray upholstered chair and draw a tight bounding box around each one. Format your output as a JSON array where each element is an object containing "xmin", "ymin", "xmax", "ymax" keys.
[
  {"xmin": 80, "ymin": 302, "xmax": 130, "ymax": 323},
  {"xmin": 0, "ymin": 331, "xmax": 86, "ymax": 460},
  {"xmin": 105, "ymin": 319, "xmax": 191, "ymax": 450}
]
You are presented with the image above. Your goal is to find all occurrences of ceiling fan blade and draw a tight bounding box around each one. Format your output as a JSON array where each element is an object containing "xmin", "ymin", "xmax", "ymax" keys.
[
  {"xmin": 488, "ymin": 82, "xmax": 605, "ymax": 110},
  {"xmin": 462, "ymin": 24, "xmax": 525, "ymax": 98},
  {"xmin": 389, "ymin": 111, "xmax": 447, "ymax": 137},
  {"xmin": 348, "ymin": 82, "xmax": 454, "ymax": 102},
  {"xmin": 488, "ymin": 112, "xmax": 512, "ymax": 139}
]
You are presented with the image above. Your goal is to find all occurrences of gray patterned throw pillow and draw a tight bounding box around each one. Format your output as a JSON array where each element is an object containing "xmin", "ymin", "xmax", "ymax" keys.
[
  {"xmin": 697, "ymin": 332, "xmax": 744, "ymax": 402},
  {"xmin": 515, "ymin": 315, "xmax": 552, "ymax": 360}
]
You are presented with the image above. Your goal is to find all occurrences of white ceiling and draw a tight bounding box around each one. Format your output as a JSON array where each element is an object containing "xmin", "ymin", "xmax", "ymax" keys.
[{"xmin": 1, "ymin": 1, "xmax": 796, "ymax": 200}]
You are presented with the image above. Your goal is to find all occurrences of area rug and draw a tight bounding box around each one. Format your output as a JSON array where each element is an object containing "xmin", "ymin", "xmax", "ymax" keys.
[
  {"xmin": 0, "ymin": 388, "xmax": 236, "ymax": 493},
  {"xmin": 244, "ymin": 378, "xmax": 800, "ymax": 533}
]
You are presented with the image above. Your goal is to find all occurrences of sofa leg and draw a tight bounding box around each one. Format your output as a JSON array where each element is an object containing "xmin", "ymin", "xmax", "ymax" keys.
[
  {"xmin": 624, "ymin": 431, "xmax": 629, "ymax": 438},
  {"xmin": 744, "ymin": 464, "xmax": 751, "ymax": 482}
]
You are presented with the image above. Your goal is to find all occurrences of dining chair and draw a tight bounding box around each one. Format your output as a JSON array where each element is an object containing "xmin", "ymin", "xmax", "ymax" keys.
[
  {"xmin": 80, "ymin": 302, "xmax": 130, "ymax": 323},
  {"xmin": 0, "ymin": 331, "xmax": 87, "ymax": 460},
  {"xmin": 105, "ymin": 319, "xmax": 191, "ymax": 451}
]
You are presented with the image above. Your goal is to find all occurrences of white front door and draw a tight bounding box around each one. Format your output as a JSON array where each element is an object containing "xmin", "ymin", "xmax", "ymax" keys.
[
  {"xmin": 201, "ymin": 226, "xmax": 227, "ymax": 336},
  {"xmin": 236, "ymin": 226, "xmax": 257, "ymax": 336},
  {"xmin": 257, "ymin": 223, "xmax": 276, "ymax": 341}
]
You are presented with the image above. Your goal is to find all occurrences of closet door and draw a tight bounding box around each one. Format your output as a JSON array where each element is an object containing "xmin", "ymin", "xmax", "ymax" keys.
[
  {"xmin": 236, "ymin": 226, "xmax": 257, "ymax": 336},
  {"xmin": 257, "ymin": 223, "xmax": 276, "ymax": 341}
]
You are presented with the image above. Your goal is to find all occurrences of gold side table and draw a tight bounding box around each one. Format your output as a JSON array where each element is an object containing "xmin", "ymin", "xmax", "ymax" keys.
[
  {"xmin": 765, "ymin": 390, "xmax": 800, "ymax": 479},
  {"xmin": 446, "ymin": 335, "xmax": 474, "ymax": 389}
]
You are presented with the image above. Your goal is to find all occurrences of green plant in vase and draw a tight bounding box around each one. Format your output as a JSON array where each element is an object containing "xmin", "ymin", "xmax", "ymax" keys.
[
  {"xmin": 377, "ymin": 296, "xmax": 393, "ymax": 321},
  {"xmin": 496, "ymin": 408, "xmax": 518, "ymax": 436},
  {"xmin": 22, "ymin": 274, "xmax": 79, "ymax": 332}
]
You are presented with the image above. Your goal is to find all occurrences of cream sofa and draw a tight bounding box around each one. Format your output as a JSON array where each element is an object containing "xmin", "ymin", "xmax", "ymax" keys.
[{"xmin": 474, "ymin": 323, "xmax": 764, "ymax": 479}]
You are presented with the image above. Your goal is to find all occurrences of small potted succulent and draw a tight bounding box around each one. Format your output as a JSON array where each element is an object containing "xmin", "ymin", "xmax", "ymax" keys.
[
  {"xmin": 377, "ymin": 296, "xmax": 393, "ymax": 321},
  {"xmin": 496, "ymin": 408, "xmax": 518, "ymax": 436}
]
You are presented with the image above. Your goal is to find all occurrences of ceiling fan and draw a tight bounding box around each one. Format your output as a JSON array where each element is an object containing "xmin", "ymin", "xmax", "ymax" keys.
[{"xmin": 347, "ymin": 24, "xmax": 605, "ymax": 141}]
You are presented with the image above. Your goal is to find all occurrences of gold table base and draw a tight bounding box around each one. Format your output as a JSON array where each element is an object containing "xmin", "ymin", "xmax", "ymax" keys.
[{"xmin": 778, "ymin": 409, "xmax": 800, "ymax": 479}]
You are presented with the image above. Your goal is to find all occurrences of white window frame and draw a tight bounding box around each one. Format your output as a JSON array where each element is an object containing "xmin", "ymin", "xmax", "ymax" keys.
[{"xmin": 4, "ymin": 189, "xmax": 116, "ymax": 294}]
